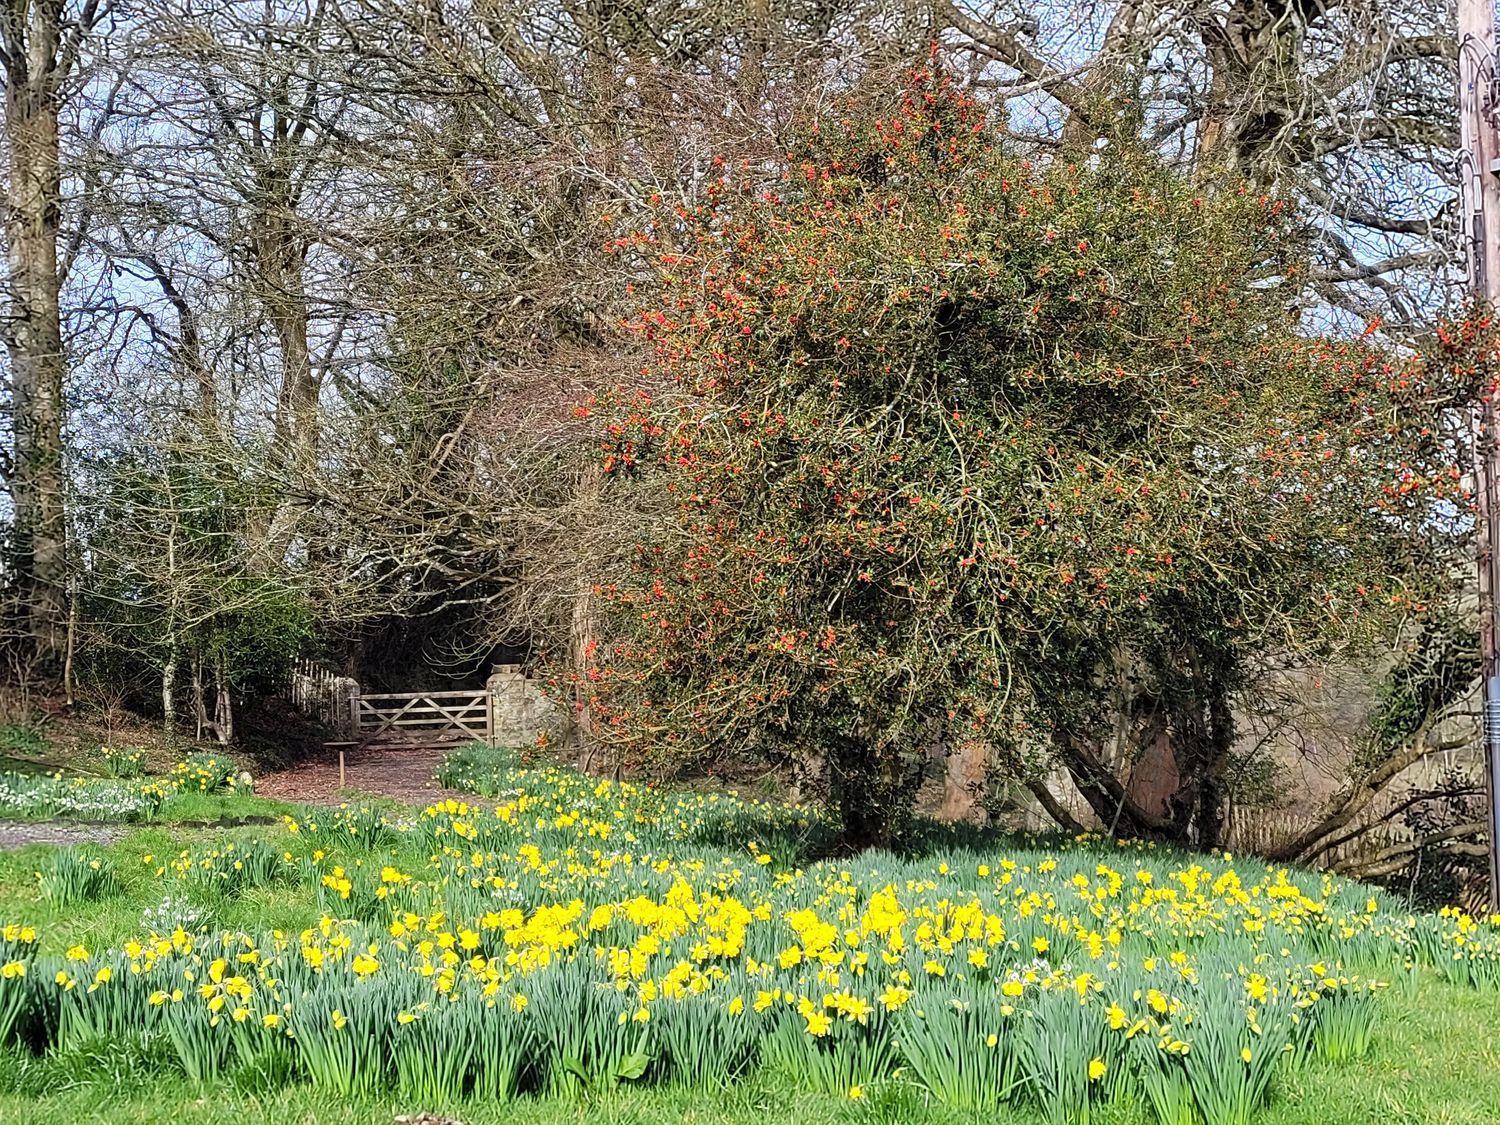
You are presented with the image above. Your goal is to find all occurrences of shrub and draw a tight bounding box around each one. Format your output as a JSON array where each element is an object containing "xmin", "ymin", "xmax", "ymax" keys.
[{"xmin": 588, "ymin": 66, "xmax": 1467, "ymax": 847}]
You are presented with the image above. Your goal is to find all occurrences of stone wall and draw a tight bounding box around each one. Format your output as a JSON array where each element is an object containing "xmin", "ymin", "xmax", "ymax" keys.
[{"xmin": 485, "ymin": 665, "xmax": 561, "ymax": 748}]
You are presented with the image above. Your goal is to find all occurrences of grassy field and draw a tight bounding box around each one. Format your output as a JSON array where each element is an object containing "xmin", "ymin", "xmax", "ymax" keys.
[
  {"xmin": 1, "ymin": 976, "xmax": 1496, "ymax": 1125},
  {"xmin": 0, "ymin": 748, "xmax": 1496, "ymax": 1125}
]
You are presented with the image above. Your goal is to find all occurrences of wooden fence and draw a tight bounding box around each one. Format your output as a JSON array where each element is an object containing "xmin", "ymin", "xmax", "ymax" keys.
[{"xmin": 289, "ymin": 660, "xmax": 359, "ymax": 733}]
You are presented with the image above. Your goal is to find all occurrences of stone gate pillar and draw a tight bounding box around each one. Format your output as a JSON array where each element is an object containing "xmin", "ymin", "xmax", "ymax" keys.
[{"xmin": 486, "ymin": 665, "xmax": 559, "ymax": 750}]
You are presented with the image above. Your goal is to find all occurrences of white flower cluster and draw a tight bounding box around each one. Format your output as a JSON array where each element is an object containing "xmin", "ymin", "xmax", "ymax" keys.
[
  {"xmin": 0, "ymin": 772, "xmax": 162, "ymax": 821},
  {"xmin": 140, "ymin": 893, "xmax": 214, "ymax": 936}
]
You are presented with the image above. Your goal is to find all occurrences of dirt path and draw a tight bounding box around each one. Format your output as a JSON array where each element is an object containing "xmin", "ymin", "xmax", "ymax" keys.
[{"xmin": 253, "ymin": 746, "xmax": 468, "ymax": 806}]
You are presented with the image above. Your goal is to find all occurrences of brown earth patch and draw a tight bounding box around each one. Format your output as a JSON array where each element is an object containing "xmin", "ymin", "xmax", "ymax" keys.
[{"xmin": 253, "ymin": 746, "xmax": 466, "ymax": 807}]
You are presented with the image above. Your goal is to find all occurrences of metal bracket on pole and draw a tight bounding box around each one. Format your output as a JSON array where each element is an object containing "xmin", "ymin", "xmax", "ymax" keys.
[{"xmin": 1489, "ymin": 678, "xmax": 1500, "ymax": 910}]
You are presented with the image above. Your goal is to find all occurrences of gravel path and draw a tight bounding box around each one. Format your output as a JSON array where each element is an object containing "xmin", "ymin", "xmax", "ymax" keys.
[{"xmin": 0, "ymin": 820, "xmax": 123, "ymax": 851}]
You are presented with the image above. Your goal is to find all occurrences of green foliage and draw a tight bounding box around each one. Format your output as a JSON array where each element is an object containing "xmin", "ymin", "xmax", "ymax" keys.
[
  {"xmin": 169, "ymin": 752, "xmax": 240, "ymax": 794},
  {"xmin": 1171, "ymin": 960, "xmax": 1297, "ymax": 1125},
  {"xmin": 652, "ymin": 983, "xmax": 757, "ymax": 1088},
  {"xmin": 0, "ymin": 725, "xmax": 48, "ymax": 759},
  {"xmin": 841, "ymin": 1079, "xmax": 928, "ymax": 1125},
  {"xmin": 589, "ymin": 67, "xmax": 1468, "ymax": 845},
  {"xmin": 1021, "ymin": 987, "xmax": 1114, "ymax": 1125},
  {"xmin": 98, "ymin": 746, "xmax": 146, "ymax": 779},
  {"xmin": 1364, "ymin": 611, "xmax": 1474, "ymax": 761},
  {"xmin": 77, "ymin": 444, "xmax": 315, "ymax": 703},
  {"xmin": 1307, "ymin": 978, "xmax": 1380, "ymax": 1063},
  {"xmin": 0, "ymin": 924, "xmax": 37, "ymax": 1046},
  {"xmin": 36, "ymin": 851, "xmax": 120, "ymax": 906},
  {"xmin": 529, "ymin": 968, "xmax": 655, "ymax": 1096},
  {"xmin": 759, "ymin": 995, "xmax": 898, "ymax": 1096},
  {"xmin": 284, "ymin": 976, "xmax": 390, "ymax": 1096},
  {"xmin": 159, "ymin": 840, "xmax": 294, "ymax": 900},
  {"xmin": 895, "ymin": 982, "xmax": 1024, "ymax": 1109},
  {"xmin": 436, "ymin": 743, "xmax": 525, "ymax": 791},
  {"xmin": 3, "ymin": 764, "xmax": 1499, "ymax": 1123},
  {"xmin": 0, "ymin": 771, "xmax": 167, "ymax": 820}
]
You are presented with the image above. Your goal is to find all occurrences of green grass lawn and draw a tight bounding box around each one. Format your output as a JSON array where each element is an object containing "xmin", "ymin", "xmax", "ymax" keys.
[
  {"xmin": 0, "ymin": 800, "xmax": 314, "ymax": 956},
  {"xmin": 1, "ymin": 759, "xmax": 1498, "ymax": 1125},
  {"xmin": 0, "ymin": 974, "xmax": 1496, "ymax": 1125}
]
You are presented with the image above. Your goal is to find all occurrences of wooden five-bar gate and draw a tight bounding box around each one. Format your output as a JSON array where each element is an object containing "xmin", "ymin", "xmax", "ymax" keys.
[
  {"xmin": 351, "ymin": 689, "xmax": 496, "ymax": 747},
  {"xmin": 326, "ymin": 688, "xmax": 499, "ymax": 787},
  {"xmin": 291, "ymin": 662, "xmax": 546, "ymax": 787}
]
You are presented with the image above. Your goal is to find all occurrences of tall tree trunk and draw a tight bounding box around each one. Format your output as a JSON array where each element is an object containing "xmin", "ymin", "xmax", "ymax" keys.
[
  {"xmin": 827, "ymin": 733, "xmax": 927, "ymax": 852},
  {"xmin": 568, "ymin": 586, "xmax": 602, "ymax": 773},
  {"xmin": 939, "ymin": 738, "xmax": 988, "ymax": 823},
  {"xmin": 253, "ymin": 182, "xmax": 318, "ymax": 556},
  {"xmin": 258, "ymin": 198, "xmax": 317, "ymax": 474},
  {"xmin": 61, "ymin": 575, "xmax": 76, "ymax": 704},
  {"xmin": 162, "ymin": 643, "xmax": 178, "ymax": 737},
  {"xmin": 190, "ymin": 650, "xmax": 208, "ymax": 739},
  {"xmin": 213, "ymin": 651, "xmax": 233, "ymax": 744},
  {"xmin": 2, "ymin": 4, "xmax": 69, "ymax": 665},
  {"xmin": 1193, "ymin": 1, "xmax": 1306, "ymax": 177},
  {"xmin": 1196, "ymin": 686, "xmax": 1233, "ymax": 850},
  {"xmin": 1165, "ymin": 696, "xmax": 1210, "ymax": 839},
  {"xmin": 1059, "ymin": 731, "xmax": 1178, "ymax": 840}
]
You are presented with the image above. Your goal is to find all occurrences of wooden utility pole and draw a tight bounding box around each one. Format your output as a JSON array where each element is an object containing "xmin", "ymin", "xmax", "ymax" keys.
[{"xmin": 1458, "ymin": 0, "xmax": 1500, "ymax": 911}]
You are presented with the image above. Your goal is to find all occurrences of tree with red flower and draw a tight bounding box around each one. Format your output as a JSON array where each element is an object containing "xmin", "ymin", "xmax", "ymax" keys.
[{"xmin": 584, "ymin": 67, "xmax": 1477, "ymax": 850}]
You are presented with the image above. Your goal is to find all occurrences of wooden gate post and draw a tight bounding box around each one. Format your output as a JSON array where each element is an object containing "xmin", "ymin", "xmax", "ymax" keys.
[{"xmin": 484, "ymin": 671, "xmax": 503, "ymax": 748}]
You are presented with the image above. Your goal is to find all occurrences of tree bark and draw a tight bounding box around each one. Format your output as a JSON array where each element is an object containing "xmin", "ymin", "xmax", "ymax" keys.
[
  {"xmin": 826, "ymin": 733, "xmax": 926, "ymax": 852},
  {"xmin": 257, "ymin": 186, "xmax": 318, "ymax": 476},
  {"xmin": 2, "ymin": 3, "xmax": 71, "ymax": 665},
  {"xmin": 1196, "ymin": 685, "xmax": 1234, "ymax": 850},
  {"xmin": 190, "ymin": 650, "xmax": 207, "ymax": 739},
  {"xmin": 1266, "ymin": 721, "xmax": 1443, "ymax": 863},
  {"xmin": 1026, "ymin": 778, "xmax": 1087, "ymax": 834},
  {"xmin": 213, "ymin": 651, "xmax": 233, "ymax": 744},
  {"xmin": 61, "ymin": 576, "xmax": 76, "ymax": 704},
  {"xmin": 568, "ymin": 586, "xmax": 602, "ymax": 773},
  {"xmin": 1193, "ymin": 0, "xmax": 1319, "ymax": 176},
  {"xmin": 162, "ymin": 643, "xmax": 178, "ymax": 737},
  {"xmin": 939, "ymin": 738, "xmax": 988, "ymax": 822},
  {"xmin": 1059, "ymin": 731, "xmax": 1179, "ymax": 839}
]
